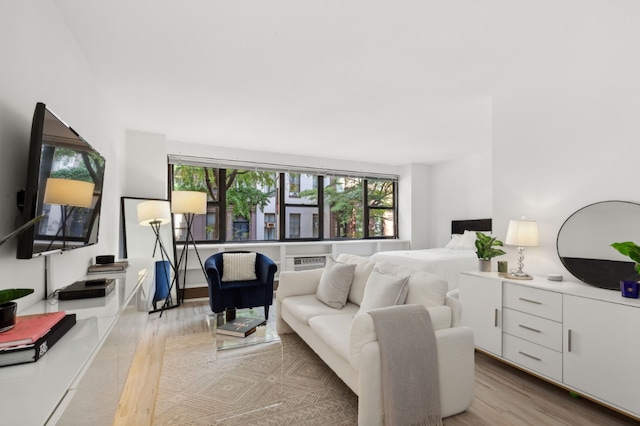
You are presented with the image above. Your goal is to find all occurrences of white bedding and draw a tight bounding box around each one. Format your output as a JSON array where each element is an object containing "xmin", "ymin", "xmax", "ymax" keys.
[{"xmin": 370, "ymin": 248, "xmax": 477, "ymax": 290}]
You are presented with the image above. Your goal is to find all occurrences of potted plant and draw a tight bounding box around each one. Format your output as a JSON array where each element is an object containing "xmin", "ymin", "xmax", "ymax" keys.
[
  {"xmin": 475, "ymin": 232, "xmax": 506, "ymax": 272},
  {"xmin": 0, "ymin": 289, "xmax": 35, "ymax": 332},
  {"xmin": 611, "ymin": 241, "xmax": 640, "ymax": 298},
  {"xmin": 0, "ymin": 214, "xmax": 44, "ymax": 331}
]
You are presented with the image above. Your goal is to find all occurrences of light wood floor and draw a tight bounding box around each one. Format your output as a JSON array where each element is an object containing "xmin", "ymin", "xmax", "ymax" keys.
[{"xmin": 114, "ymin": 300, "xmax": 639, "ymax": 426}]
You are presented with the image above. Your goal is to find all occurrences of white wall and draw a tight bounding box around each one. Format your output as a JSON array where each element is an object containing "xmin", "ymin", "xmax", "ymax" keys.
[
  {"xmin": 428, "ymin": 152, "xmax": 493, "ymax": 248},
  {"xmin": 398, "ymin": 163, "xmax": 430, "ymax": 249},
  {"xmin": 124, "ymin": 130, "xmax": 168, "ymax": 199},
  {"xmin": 492, "ymin": 1, "xmax": 640, "ymax": 279},
  {"xmin": 426, "ymin": 3, "xmax": 640, "ymax": 281},
  {"xmin": 0, "ymin": 2, "xmax": 124, "ymax": 308}
]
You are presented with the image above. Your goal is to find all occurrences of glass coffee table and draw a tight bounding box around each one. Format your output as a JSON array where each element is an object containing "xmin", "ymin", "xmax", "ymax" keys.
[{"xmin": 205, "ymin": 308, "xmax": 280, "ymax": 351}]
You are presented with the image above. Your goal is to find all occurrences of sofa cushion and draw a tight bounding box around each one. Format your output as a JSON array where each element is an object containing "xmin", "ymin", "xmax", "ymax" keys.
[
  {"xmin": 358, "ymin": 269, "xmax": 408, "ymax": 313},
  {"xmin": 374, "ymin": 261, "xmax": 448, "ymax": 307},
  {"xmin": 309, "ymin": 314, "xmax": 354, "ymax": 363},
  {"xmin": 221, "ymin": 252, "xmax": 257, "ymax": 282},
  {"xmin": 336, "ymin": 253, "xmax": 376, "ymax": 306},
  {"xmin": 282, "ymin": 294, "xmax": 360, "ymax": 325},
  {"xmin": 316, "ymin": 258, "xmax": 356, "ymax": 309}
]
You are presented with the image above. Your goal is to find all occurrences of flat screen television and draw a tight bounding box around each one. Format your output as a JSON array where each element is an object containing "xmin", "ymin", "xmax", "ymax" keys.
[{"xmin": 17, "ymin": 102, "xmax": 106, "ymax": 259}]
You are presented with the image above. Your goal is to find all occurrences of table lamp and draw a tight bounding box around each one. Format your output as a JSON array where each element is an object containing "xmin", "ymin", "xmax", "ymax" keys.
[{"xmin": 505, "ymin": 217, "xmax": 539, "ymax": 278}]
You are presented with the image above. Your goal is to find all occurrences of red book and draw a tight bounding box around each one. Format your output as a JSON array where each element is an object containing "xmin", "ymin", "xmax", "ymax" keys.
[{"xmin": 0, "ymin": 311, "xmax": 66, "ymax": 348}]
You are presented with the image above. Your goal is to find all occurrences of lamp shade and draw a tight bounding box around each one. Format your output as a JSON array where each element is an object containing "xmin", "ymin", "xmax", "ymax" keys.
[
  {"xmin": 137, "ymin": 200, "xmax": 171, "ymax": 226},
  {"xmin": 171, "ymin": 191, "xmax": 207, "ymax": 214},
  {"xmin": 505, "ymin": 219, "xmax": 539, "ymax": 247},
  {"xmin": 43, "ymin": 178, "xmax": 95, "ymax": 208}
]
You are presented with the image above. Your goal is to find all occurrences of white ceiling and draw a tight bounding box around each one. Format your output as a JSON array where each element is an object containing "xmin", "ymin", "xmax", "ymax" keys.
[{"xmin": 53, "ymin": 0, "xmax": 605, "ymax": 165}]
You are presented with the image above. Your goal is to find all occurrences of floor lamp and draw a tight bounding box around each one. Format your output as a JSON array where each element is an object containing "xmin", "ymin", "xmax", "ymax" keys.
[
  {"xmin": 43, "ymin": 178, "xmax": 95, "ymax": 250},
  {"xmin": 43, "ymin": 178, "xmax": 95, "ymax": 299},
  {"xmin": 171, "ymin": 191, "xmax": 207, "ymax": 304},
  {"xmin": 137, "ymin": 200, "xmax": 177, "ymax": 315}
]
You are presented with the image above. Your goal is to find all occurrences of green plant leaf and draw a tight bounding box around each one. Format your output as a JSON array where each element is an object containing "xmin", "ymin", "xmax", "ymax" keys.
[
  {"xmin": 475, "ymin": 231, "xmax": 505, "ymax": 260},
  {"xmin": 611, "ymin": 242, "xmax": 640, "ymax": 274},
  {"xmin": 0, "ymin": 288, "xmax": 34, "ymax": 304}
]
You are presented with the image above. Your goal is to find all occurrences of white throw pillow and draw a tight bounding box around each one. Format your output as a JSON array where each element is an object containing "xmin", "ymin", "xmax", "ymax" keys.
[
  {"xmin": 221, "ymin": 253, "xmax": 257, "ymax": 282},
  {"xmin": 444, "ymin": 234, "xmax": 462, "ymax": 249},
  {"xmin": 455, "ymin": 230, "xmax": 477, "ymax": 250},
  {"xmin": 336, "ymin": 253, "xmax": 376, "ymax": 306},
  {"xmin": 316, "ymin": 258, "xmax": 356, "ymax": 309},
  {"xmin": 358, "ymin": 269, "xmax": 409, "ymax": 313}
]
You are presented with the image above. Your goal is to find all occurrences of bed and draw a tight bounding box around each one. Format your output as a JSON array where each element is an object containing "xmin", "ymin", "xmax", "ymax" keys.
[{"xmin": 370, "ymin": 219, "xmax": 492, "ymax": 291}]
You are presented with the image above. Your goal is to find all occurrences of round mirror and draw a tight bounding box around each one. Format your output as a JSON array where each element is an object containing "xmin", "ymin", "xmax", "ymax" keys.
[{"xmin": 557, "ymin": 200, "xmax": 640, "ymax": 289}]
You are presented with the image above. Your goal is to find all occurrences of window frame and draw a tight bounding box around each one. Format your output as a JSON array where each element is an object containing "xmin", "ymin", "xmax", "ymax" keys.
[{"xmin": 169, "ymin": 160, "xmax": 398, "ymax": 244}]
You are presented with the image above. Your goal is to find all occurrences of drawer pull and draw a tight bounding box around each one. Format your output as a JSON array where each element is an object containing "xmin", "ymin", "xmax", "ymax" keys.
[
  {"xmin": 494, "ymin": 309, "xmax": 498, "ymax": 327},
  {"xmin": 518, "ymin": 324, "xmax": 541, "ymax": 333},
  {"xmin": 568, "ymin": 329, "xmax": 572, "ymax": 352},
  {"xmin": 518, "ymin": 297, "xmax": 542, "ymax": 305},
  {"xmin": 518, "ymin": 351, "xmax": 541, "ymax": 362}
]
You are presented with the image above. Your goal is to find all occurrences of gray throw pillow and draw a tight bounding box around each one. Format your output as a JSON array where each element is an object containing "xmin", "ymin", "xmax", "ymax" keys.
[
  {"xmin": 316, "ymin": 258, "xmax": 356, "ymax": 309},
  {"xmin": 358, "ymin": 269, "xmax": 409, "ymax": 312}
]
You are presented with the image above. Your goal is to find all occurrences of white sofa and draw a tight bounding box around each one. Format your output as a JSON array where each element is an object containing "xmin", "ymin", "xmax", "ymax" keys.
[{"xmin": 275, "ymin": 253, "xmax": 475, "ymax": 425}]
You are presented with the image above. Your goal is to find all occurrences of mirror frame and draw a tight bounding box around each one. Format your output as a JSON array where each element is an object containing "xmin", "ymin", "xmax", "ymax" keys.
[
  {"xmin": 120, "ymin": 196, "xmax": 178, "ymax": 311},
  {"xmin": 556, "ymin": 200, "xmax": 640, "ymax": 290}
]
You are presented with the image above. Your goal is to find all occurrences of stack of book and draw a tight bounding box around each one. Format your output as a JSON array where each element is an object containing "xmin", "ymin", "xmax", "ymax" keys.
[
  {"xmin": 87, "ymin": 260, "xmax": 129, "ymax": 274},
  {"xmin": 216, "ymin": 317, "xmax": 266, "ymax": 337},
  {"xmin": 0, "ymin": 311, "xmax": 76, "ymax": 367}
]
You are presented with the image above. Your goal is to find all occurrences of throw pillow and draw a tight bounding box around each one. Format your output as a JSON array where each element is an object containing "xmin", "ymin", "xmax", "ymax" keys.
[
  {"xmin": 316, "ymin": 258, "xmax": 356, "ymax": 309},
  {"xmin": 221, "ymin": 252, "xmax": 257, "ymax": 282},
  {"xmin": 358, "ymin": 269, "xmax": 409, "ymax": 313}
]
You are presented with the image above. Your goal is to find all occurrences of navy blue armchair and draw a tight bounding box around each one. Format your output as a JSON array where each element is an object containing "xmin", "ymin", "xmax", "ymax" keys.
[{"xmin": 205, "ymin": 251, "xmax": 277, "ymax": 319}]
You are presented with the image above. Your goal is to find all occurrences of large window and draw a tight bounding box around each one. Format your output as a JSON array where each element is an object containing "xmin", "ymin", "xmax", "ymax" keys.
[{"xmin": 169, "ymin": 160, "xmax": 397, "ymax": 243}]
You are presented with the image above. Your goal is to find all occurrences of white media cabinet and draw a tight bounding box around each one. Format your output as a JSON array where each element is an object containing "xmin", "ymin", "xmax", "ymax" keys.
[
  {"xmin": 459, "ymin": 271, "xmax": 640, "ymax": 420},
  {"xmin": 0, "ymin": 259, "xmax": 153, "ymax": 425}
]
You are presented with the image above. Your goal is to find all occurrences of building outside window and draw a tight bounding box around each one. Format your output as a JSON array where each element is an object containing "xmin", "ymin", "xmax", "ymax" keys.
[
  {"xmin": 289, "ymin": 213, "xmax": 301, "ymax": 238},
  {"xmin": 289, "ymin": 173, "xmax": 300, "ymax": 197},
  {"xmin": 264, "ymin": 213, "xmax": 276, "ymax": 240}
]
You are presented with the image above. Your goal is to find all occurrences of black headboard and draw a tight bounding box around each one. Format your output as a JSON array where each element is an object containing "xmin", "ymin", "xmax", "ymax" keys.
[{"xmin": 451, "ymin": 219, "xmax": 492, "ymax": 235}]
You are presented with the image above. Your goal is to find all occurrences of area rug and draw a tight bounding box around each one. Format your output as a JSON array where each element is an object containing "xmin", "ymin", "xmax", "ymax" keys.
[{"xmin": 154, "ymin": 332, "xmax": 358, "ymax": 425}]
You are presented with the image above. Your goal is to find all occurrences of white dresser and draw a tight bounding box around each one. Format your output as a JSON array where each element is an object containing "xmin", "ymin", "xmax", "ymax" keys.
[
  {"xmin": 0, "ymin": 259, "xmax": 153, "ymax": 425},
  {"xmin": 459, "ymin": 271, "xmax": 640, "ymax": 420}
]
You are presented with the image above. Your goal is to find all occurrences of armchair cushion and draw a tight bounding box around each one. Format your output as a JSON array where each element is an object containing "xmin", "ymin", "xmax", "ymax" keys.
[{"xmin": 221, "ymin": 252, "xmax": 257, "ymax": 282}]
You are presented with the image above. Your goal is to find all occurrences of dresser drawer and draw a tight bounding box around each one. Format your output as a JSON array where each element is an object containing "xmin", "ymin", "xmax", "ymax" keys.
[
  {"xmin": 503, "ymin": 308, "xmax": 562, "ymax": 351},
  {"xmin": 503, "ymin": 283, "xmax": 562, "ymax": 321},
  {"xmin": 503, "ymin": 334, "xmax": 562, "ymax": 381}
]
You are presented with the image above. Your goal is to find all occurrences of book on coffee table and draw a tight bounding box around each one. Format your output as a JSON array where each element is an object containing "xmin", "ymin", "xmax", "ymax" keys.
[{"xmin": 216, "ymin": 317, "xmax": 266, "ymax": 338}]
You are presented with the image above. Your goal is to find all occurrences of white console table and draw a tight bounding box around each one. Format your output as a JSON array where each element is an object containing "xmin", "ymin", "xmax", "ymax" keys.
[
  {"xmin": 459, "ymin": 271, "xmax": 640, "ymax": 420},
  {"xmin": 0, "ymin": 259, "xmax": 153, "ymax": 426}
]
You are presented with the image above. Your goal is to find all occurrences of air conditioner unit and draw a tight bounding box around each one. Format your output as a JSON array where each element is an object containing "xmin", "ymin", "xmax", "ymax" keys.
[
  {"xmin": 293, "ymin": 256, "xmax": 326, "ymax": 271},
  {"xmin": 266, "ymin": 222, "xmax": 275, "ymax": 228}
]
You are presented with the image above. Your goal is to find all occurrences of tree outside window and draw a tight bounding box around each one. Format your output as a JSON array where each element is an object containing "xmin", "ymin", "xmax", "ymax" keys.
[{"xmin": 170, "ymin": 163, "xmax": 397, "ymax": 242}]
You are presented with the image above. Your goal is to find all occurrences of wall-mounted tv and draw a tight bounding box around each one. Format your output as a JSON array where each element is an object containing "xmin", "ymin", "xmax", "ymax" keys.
[{"xmin": 17, "ymin": 102, "xmax": 106, "ymax": 259}]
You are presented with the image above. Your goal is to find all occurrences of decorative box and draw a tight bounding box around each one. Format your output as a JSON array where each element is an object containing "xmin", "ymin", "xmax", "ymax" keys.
[{"xmin": 620, "ymin": 280, "xmax": 640, "ymax": 298}]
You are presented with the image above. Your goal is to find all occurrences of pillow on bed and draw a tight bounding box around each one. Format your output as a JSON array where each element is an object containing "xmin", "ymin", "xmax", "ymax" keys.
[
  {"xmin": 455, "ymin": 230, "xmax": 477, "ymax": 250},
  {"xmin": 444, "ymin": 234, "xmax": 462, "ymax": 249}
]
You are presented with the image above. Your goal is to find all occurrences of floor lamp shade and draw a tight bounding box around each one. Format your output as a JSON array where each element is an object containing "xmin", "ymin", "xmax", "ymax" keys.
[
  {"xmin": 137, "ymin": 200, "xmax": 172, "ymax": 226},
  {"xmin": 171, "ymin": 191, "xmax": 207, "ymax": 214},
  {"xmin": 43, "ymin": 178, "xmax": 95, "ymax": 208}
]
